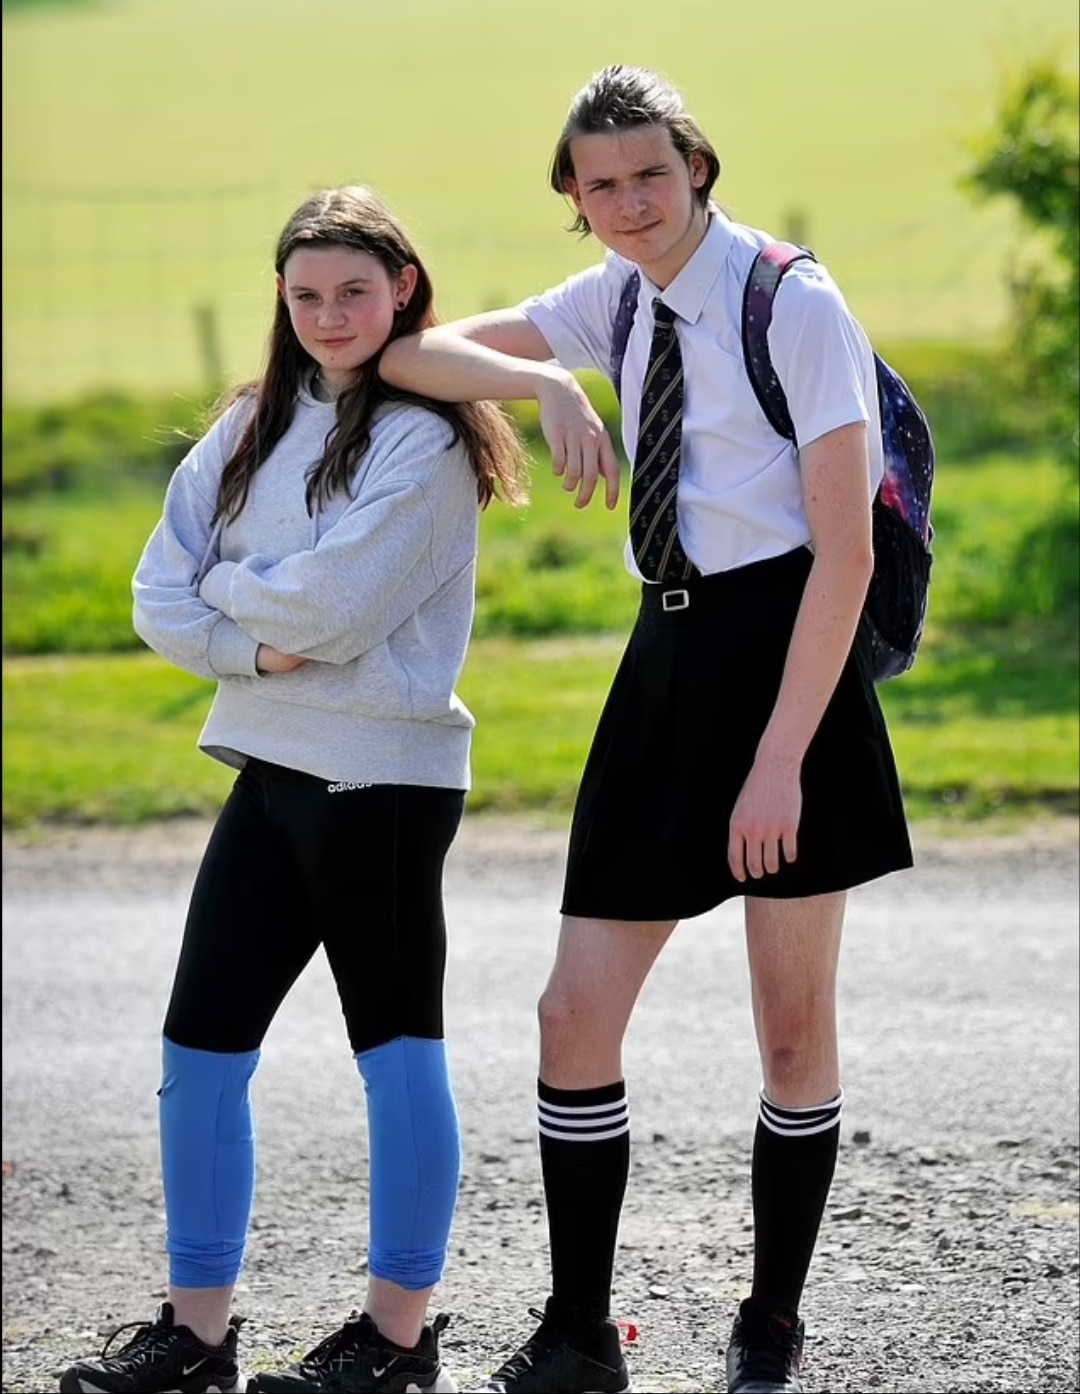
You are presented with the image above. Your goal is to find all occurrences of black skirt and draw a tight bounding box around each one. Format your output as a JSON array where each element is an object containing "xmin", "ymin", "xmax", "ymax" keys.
[{"xmin": 561, "ymin": 547, "xmax": 913, "ymax": 921}]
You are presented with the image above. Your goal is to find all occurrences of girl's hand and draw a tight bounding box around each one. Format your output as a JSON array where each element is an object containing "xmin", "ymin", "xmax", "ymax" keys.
[
  {"xmin": 535, "ymin": 369, "xmax": 621, "ymax": 510},
  {"xmin": 255, "ymin": 645, "xmax": 308, "ymax": 675}
]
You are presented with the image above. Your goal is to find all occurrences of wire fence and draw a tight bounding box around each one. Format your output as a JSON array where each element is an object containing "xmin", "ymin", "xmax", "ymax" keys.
[
  {"xmin": 3, "ymin": 183, "xmax": 292, "ymax": 403},
  {"xmin": 2, "ymin": 182, "xmax": 1016, "ymax": 405}
]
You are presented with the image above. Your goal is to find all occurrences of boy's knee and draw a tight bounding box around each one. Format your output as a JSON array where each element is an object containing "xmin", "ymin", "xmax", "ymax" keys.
[{"xmin": 538, "ymin": 980, "xmax": 590, "ymax": 1045}]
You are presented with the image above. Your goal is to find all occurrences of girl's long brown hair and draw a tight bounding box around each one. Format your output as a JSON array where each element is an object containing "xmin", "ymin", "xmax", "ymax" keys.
[{"xmin": 213, "ymin": 185, "xmax": 527, "ymax": 523}]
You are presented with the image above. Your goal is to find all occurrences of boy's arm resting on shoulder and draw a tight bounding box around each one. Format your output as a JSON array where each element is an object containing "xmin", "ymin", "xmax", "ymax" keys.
[
  {"xmin": 380, "ymin": 310, "xmax": 555, "ymax": 392},
  {"xmin": 380, "ymin": 310, "xmax": 620, "ymax": 510},
  {"xmin": 728, "ymin": 421, "xmax": 874, "ymax": 882}
]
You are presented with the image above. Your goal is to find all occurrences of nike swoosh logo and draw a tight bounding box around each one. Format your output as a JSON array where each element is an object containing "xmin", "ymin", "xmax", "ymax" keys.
[
  {"xmin": 371, "ymin": 1367, "xmax": 388, "ymax": 1378},
  {"xmin": 181, "ymin": 1358, "xmax": 207, "ymax": 1376}
]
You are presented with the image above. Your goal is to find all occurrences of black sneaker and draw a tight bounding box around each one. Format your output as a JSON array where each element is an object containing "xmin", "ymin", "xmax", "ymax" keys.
[
  {"xmin": 59, "ymin": 1303, "xmax": 243, "ymax": 1393},
  {"xmin": 247, "ymin": 1310, "xmax": 456, "ymax": 1393},
  {"xmin": 481, "ymin": 1302, "xmax": 632, "ymax": 1393},
  {"xmin": 724, "ymin": 1298, "xmax": 805, "ymax": 1393}
]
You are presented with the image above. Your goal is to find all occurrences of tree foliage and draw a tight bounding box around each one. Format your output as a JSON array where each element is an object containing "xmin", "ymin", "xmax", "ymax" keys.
[{"xmin": 967, "ymin": 61, "xmax": 1080, "ymax": 473}]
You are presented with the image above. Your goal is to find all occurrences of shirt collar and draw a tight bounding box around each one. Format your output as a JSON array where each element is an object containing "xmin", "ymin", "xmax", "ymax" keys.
[{"xmin": 642, "ymin": 207, "xmax": 733, "ymax": 325}]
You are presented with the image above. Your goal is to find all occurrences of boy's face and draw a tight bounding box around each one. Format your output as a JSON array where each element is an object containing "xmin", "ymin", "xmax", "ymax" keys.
[{"xmin": 564, "ymin": 124, "xmax": 710, "ymax": 287}]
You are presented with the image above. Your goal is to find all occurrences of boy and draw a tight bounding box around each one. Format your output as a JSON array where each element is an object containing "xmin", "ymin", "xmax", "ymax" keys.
[{"xmin": 381, "ymin": 64, "xmax": 912, "ymax": 1393}]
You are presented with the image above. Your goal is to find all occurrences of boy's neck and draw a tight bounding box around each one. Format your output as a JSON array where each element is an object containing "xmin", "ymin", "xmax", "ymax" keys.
[{"xmin": 634, "ymin": 207, "xmax": 711, "ymax": 290}]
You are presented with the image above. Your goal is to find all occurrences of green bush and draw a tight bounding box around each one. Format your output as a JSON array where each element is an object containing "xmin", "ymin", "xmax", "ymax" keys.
[
  {"xmin": 966, "ymin": 60, "xmax": 1080, "ymax": 475},
  {"xmin": 1, "ymin": 390, "xmax": 210, "ymax": 498},
  {"xmin": 926, "ymin": 456, "xmax": 1079, "ymax": 625},
  {"xmin": 882, "ymin": 341, "xmax": 1059, "ymax": 462}
]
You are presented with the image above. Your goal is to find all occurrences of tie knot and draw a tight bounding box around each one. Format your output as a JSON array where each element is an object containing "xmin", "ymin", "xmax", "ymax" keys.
[{"xmin": 652, "ymin": 299, "xmax": 678, "ymax": 330}]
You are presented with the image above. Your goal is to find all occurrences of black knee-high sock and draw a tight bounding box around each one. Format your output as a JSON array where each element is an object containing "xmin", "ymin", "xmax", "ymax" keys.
[
  {"xmin": 538, "ymin": 1078, "xmax": 630, "ymax": 1322},
  {"xmin": 751, "ymin": 1090, "xmax": 843, "ymax": 1314}
]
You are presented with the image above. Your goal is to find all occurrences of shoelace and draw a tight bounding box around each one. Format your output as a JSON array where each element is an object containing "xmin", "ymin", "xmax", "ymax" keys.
[
  {"xmin": 295, "ymin": 1313, "xmax": 372, "ymax": 1372},
  {"xmin": 97, "ymin": 1318, "xmax": 175, "ymax": 1365},
  {"xmin": 92, "ymin": 1312, "xmax": 242, "ymax": 1369},
  {"xmin": 489, "ymin": 1309, "xmax": 552, "ymax": 1379}
]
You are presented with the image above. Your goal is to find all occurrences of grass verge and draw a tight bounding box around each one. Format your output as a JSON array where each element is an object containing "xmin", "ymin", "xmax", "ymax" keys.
[{"xmin": 3, "ymin": 623, "xmax": 1076, "ymax": 830}]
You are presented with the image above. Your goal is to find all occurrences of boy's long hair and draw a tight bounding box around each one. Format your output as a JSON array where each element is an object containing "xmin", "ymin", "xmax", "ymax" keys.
[
  {"xmin": 213, "ymin": 185, "xmax": 527, "ymax": 523},
  {"xmin": 549, "ymin": 65, "xmax": 721, "ymax": 236}
]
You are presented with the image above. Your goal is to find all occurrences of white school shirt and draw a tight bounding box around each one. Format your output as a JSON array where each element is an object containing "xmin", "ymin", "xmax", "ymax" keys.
[{"xmin": 521, "ymin": 210, "xmax": 883, "ymax": 579}]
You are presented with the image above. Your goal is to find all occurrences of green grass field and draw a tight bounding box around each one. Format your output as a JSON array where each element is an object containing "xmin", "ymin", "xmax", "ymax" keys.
[
  {"xmin": 3, "ymin": 448, "xmax": 1077, "ymax": 828},
  {"xmin": 3, "ymin": 0, "xmax": 1078, "ymax": 400}
]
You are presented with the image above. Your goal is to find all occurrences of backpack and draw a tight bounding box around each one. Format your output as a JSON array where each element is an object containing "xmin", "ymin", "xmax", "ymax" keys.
[{"xmin": 610, "ymin": 242, "xmax": 935, "ymax": 682}]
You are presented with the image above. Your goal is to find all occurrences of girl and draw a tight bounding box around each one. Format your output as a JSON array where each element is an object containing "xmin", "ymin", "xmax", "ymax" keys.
[{"xmin": 60, "ymin": 184, "xmax": 526, "ymax": 1394}]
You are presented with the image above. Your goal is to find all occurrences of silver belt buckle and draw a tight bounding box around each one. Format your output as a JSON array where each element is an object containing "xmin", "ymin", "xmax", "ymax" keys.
[{"xmin": 661, "ymin": 588, "xmax": 690, "ymax": 612}]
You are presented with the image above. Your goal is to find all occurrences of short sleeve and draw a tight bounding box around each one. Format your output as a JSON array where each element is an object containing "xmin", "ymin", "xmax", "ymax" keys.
[
  {"xmin": 767, "ymin": 263, "xmax": 875, "ymax": 449},
  {"xmin": 519, "ymin": 253, "xmax": 635, "ymax": 379}
]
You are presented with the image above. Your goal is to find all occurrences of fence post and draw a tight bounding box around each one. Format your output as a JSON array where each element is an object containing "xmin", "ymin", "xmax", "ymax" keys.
[
  {"xmin": 782, "ymin": 208, "xmax": 810, "ymax": 249},
  {"xmin": 194, "ymin": 302, "xmax": 224, "ymax": 395}
]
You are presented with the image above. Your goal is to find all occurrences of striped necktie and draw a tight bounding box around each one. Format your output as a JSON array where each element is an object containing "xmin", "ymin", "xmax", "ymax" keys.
[{"xmin": 629, "ymin": 299, "xmax": 697, "ymax": 583}]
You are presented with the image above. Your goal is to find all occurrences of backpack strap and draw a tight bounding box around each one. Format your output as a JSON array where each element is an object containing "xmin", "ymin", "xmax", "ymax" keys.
[
  {"xmin": 613, "ymin": 243, "xmax": 815, "ymax": 416},
  {"xmin": 741, "ymin": 241, "xmax": 817, "ymax": 440},
  {"xmin": 610, "ymin": 269, "xmax": 641, "ymax": 403}
]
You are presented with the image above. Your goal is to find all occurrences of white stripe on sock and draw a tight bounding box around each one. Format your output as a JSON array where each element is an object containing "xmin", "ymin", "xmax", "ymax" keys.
[
  {"xmin": 539, "ymin": 1098, "xmax": 628, "ymax": 1117},
  {"xmin": 538, "ymin": 1120, "xmax": 631, "ymax": 1142},
  {"xmin": 758, "ymin": 1089, "xmax": 843, "ymax": 1138},
  {"xmin": 537, "ymin": 1094, "xmax": 630, "ymax": 1142}
]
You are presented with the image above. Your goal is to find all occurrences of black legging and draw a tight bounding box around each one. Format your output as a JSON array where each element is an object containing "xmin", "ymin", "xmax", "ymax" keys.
[{"xmin": 164, "ymin": 758, "xmax": 465, "ymax": 1056}]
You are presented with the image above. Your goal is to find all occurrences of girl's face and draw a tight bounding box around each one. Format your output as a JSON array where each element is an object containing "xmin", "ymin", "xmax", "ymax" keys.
[
  {"xmin": 277, "ymin": 245, "xmax": 417, "ymax": 393},
  {"xmin": 564, "ymin": 124, "xmax": 710, "ymax": 289}
]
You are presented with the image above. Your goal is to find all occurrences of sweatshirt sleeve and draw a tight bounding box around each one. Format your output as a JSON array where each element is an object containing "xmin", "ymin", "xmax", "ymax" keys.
[
  {"xmin": 197, "ymin": 422, "xmax": 477, "ymax": 666},
  {"xmin": 132, "ymin": 412, "xmax": 261, "ymax": 680}
]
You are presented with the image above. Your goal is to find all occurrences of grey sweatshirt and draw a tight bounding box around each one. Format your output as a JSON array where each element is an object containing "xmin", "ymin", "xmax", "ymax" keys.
[{"xmin": 132, "ymin": 386, "xmax": 480, "ymax": 788}]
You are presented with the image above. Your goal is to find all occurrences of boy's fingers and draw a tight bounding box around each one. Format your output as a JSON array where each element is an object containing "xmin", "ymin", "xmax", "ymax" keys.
[{"xmin": 601, "ymin": 437, "xmax": 621, "ymax": 508}]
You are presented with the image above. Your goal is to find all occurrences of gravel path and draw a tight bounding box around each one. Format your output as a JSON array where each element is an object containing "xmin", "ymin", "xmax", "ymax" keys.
[{"xmin": 3, "ymin": 816, "xmax": 1079, "ymax": 1393}]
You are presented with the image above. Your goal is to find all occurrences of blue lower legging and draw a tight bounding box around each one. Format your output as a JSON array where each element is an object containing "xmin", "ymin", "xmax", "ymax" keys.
[{"xmin": 159, "ymin": 760, "xmax": 464, "ymax": 1290}]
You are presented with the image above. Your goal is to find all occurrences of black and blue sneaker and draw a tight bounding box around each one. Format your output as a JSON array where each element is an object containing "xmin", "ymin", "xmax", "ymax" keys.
[
  {"xmin": 59, "ymin": 1302, "xmax": 243, "ymax": 1393},
  {"xmin": 247, "ymin": 1310, "xmax": 456, "ymax": 1393}
]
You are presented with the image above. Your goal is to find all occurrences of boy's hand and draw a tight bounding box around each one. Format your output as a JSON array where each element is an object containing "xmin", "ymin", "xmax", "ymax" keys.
[
  {"xmin": 536, "ymin": 371, "xmax": 621, "ymax": 509},
  {"xmin": 728, "ymin": 754, "xmax": 801, "ymax": 881}
]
